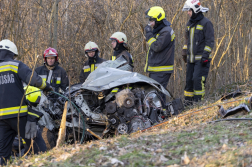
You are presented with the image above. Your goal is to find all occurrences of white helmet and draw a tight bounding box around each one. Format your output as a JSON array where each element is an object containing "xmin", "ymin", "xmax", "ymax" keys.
[
  {"xmin": 109, "ymin": 32, "xmax": 128, "ymax": 44},
  {"xmin": 182, "ymin": 0, "xmax": 209, "ymax": 13},
  {"xmin": 84, "ymin": 41, "xmax": 99, "ymax": 57},
  {"xmin": 0, "ymin": 39, "xmax": 18, "ymax": 55}
]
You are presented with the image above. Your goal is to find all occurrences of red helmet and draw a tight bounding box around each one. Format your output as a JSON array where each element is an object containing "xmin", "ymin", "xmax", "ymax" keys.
[{"xmin": 43, "ymin": 47, "xmax": 58, "ymax": 62}]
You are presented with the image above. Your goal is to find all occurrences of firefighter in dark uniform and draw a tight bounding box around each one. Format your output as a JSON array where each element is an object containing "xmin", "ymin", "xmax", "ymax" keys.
[
  {"xmin": 35, "ymin": 47, "xmax": 69, "ymax": 93},
  {"xmin": 109, "ymin": 32, "xmax": 134, "ymax": 71},
  {"xmin": 144, "ymin": 6, "xmax": 175, "ymax": 106},
  {"xmin": 0, "ymin": 39, "xmax": 52, "ymax": 165},
  {"xmin": 79, "ymin": 41, "xmax": 106, "ymax": 83},
  {"xmin": 182, "ymin": 0, "xmax": 214, "ymax": 105}
]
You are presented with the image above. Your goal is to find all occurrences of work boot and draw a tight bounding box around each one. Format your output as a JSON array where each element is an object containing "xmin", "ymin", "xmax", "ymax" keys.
[{"xmin": 184, "ymin": 97, "xmax": 194, "ymax": 107}]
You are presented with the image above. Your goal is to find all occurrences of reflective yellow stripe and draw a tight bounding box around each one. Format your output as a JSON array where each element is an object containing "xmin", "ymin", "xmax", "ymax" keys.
[
  {"xmin": 194, "ymin": 76, "xmax": 205, "ymax": 96},
  {"xmin": 22, "ymin": 139, "xmax": 26, "ymax": 144},
  {"xmin": 147, "ymin": 65, "xmax": 174, "ymax": 72},
  {"xmin": 196, "ymin": 25, "xmax": 203, "ymax": 30},
  {"xmin": 183, "ymin": 45, "xmax": 187, "ymax": 49},
  {"xmin": 38, "ymin": 79, "xmax": 46, "ymax": 89},
  {"xmin": 171, "ymin": 33, "xmax": 175, "ymax": 42},
  {"xmin": 56, "ymin": 77, "xmax": 61, "ymax": 84},
  {"xmin": 124, "ymin": 87, "xmax": 132, "ymax": 89},
  {"xmin": 204, "ymin": 46, "xmax": 212, "ymax": 52},
  {"xmin": 91, "ymin": 64, "xmax": 95, "ymax": 72},
  {"xmin": 28, "ymin": 112, "xmax": 40, "ymax": 118},
  {"xmin": 84, "ymin": 68, "xmax": 90, "ymax": 72},
  {"xmin": 190, "ymin": 27, "xmax": 195, "ymax": 63},
  {"xmin": 184, "ymin": 91, "xmax": 194, "ymax": 97},
  {"xmin": 111, "ymin": 88, "xmax": 119, "ymax": 93},
  {"xmin": 42, "ymin": 78, "xmax": 46, "ymax": 82},
  {"xmin": 195, "ymin": 55, "xmax": 202, "ymax": 60},
  {"xmin": 112, "ymin": 56, "xmax": 116, "ymax": 61},
  {"xmin": 0, "ymin": 65, "xmax": 18, "ymax": 73},
  {"xmin": 194, "ymin": 90, "xmax": 205, "ymax": 95},
  {"xmin": 0, "ymin": 105, "xmax": 27, "ymax": 116},
  {"xmin": 147, "ymin": 37, "xmax": 156, "ymax": 46}
]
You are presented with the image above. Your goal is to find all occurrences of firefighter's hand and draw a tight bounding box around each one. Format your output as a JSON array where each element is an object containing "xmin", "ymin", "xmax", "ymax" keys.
[
  {"xmin": 182, "ymin": 55, "xmax": 187, "ymax": 63},
  {"xmin": 144, "ymin": 25, "xmax": 152, "ymax": 34},
  {"xmin": 25, "ymin": 121, "xmax": 37, "ymax": 139},
  {"xmin": 43, "ymin": 85, "xmax": 54, "ymax": 95},
  {"xmin": 201, "ymin": 57, "xmax": 209, "ymax": 66}
]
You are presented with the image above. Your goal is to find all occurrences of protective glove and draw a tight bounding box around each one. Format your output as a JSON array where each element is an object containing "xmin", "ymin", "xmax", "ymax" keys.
[
  {"xmin": 43, "ymin": 85, "xmax": 54, "ymax": 95},
  {"xmin": 182, "ymin": 55, "xmax": 187, "ymax": 63},
  {"xmin": 144, "ymin": 25, "xmax": 152, "ymax": 34},
  {"xmin": 25, "ymin": 121, "xmax": 37, "ymax": 139},
  {"xmin": 201, "ymin": 57, "xmax": 209, "ymax": 66}
]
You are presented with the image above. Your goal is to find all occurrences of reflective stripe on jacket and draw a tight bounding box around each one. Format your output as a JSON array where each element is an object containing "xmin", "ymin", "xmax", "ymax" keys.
[
  {"xmin": 79, "ymin": 56, "xmax": 106, "ymax": 83},
  {"xmin": 35, "ymin": 63, "xmax": 69, "ymax": 92},
  {"xmin": 0, "ymin": 59, "xmax": 48, "ymax": 120},
  {"xmin": 144, "ymin": 22, "xmax": 175, "ymax": 73},
  {"xmin": 182, "ymin": 17, "xmax": 214, "ymax": 63},
  {"xmin": 111, "ymin": 50, "xmax": 133, "ymax": 67}
]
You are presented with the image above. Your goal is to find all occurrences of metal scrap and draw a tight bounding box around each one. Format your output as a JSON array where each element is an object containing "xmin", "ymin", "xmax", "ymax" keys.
[{"xmin": 218, "ymin": 103, "xmax": 250, "ymax": 118}]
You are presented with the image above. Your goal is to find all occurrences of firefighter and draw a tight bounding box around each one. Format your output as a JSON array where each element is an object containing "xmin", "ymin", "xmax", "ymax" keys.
[
  {"xmin": 0, "ymin": 39, "xmax": 52, "ymax": 165},
  {"xmin": 35, "ymin": 47, "xmax": 69, "ymax": 93},
  {"xmin": 144, "ymin": 6, "xmax": 175, "ymax": 106},
  {"xmin": 109, "ymin": 32, "xmax": 134, "ymax": 71},
  {"xmin": 79, "ymin": 41, "xmax": 106, "ymax": 83},
  {"xmin": 182, "ymin": 0, "xmax": 214, "ymax": 105}
]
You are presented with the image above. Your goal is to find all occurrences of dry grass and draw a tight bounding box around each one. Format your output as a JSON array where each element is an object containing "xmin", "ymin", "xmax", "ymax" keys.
[{"xmin": 4, "ymin": 86, "xmax": 252, "ymax": 166}]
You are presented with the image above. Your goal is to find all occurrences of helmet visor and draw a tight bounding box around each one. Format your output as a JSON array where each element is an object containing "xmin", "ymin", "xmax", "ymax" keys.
[
  {"xmin": 45, "ymin": 54, "xmax": 57, "ymax": 57},
  {"xmin": 85, "ymin": 48, "xmax": 97, "ymax": 53},
  {"xmin": 182, "ymin": 3, "xmax": 191, "ymax": 11}
]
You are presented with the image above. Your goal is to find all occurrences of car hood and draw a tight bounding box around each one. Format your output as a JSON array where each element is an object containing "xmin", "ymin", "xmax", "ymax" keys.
[{"xmin": 80, "ymin": 56, "xmax": 171, "ymax": 97}]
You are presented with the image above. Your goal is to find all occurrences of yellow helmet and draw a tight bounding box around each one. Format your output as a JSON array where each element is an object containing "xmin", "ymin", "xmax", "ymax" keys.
[
  {"xmin": 109, "ymin": 32, "xmax": 128, "ymax": 44},
  {"xmin": 145, "ymin": 6, "xmax": 165, "ymax": 22},
  {"xmin": 24, "ymin": 86, "xmax": 41, "ymax": 104}
]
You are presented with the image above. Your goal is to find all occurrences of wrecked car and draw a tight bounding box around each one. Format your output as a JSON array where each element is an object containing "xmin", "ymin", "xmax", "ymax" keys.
[{"xmin": 37, "ymin": 56, "xmax": 184, "ymax": 146}]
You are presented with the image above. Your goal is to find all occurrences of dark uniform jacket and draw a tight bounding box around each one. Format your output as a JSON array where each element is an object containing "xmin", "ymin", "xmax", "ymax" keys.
[
  {"xmin": 182, "ymin": 17, "xmax": 214, "ymax": 63},
  {"xmin": 79, "ymin": 56, "xmax": 106, "ymax": 83},
  {"xmin": 0, "ymin": 51, "xmax": 49, "ymax": 120},
  {"xmin": 112, "ymin": 50, "xmax": 133, "ymax": 68},
  {"xmin": 145, "ymin": 20, "xmax": 175, "ymax": 73},
  {"xmin": 35, "ymin": 62, "xmax": 69, "ymax": 92}
]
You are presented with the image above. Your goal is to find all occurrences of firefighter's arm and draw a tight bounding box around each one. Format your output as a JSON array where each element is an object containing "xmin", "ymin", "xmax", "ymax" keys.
[
  {"xmin": 27, "ymin": 106, "xmax": 43, "ymax": 122},
  {"xmin": 18, "ymin": 62, "xmax": 50, "ymax": 90},
  {"xmin": 149, "ymin": 29, "xmax": 174, "ymax": 52},
  {"xmin": 60, "ymin": 69, "xmax": 69, "ymax": 91},
  {"xmin": 182, "ymin": 26, "xmax": 189, "ymax": 63},
  {"xmin": 182, "ymin": 26, "xmax": 188, "ymax": 56},
  {"xmin": 202, "ymin": 21, "xmax": 215, "ymax": 59},
  {"xmin": 144, "ymin": 25, "xmax": 154, "ymax": 42},
  {"xmin": 79, "ymin": 65, "xmax": 87, "ymax": 83}
]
